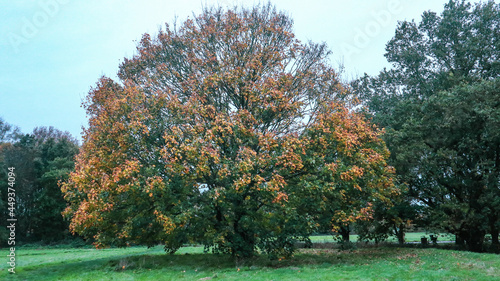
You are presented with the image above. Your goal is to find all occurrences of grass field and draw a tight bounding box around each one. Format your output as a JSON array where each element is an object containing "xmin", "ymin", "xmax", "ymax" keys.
[
  {"xmin": 1, "ymin": 244, "xmax": 499, "ymax": 280},
  {"xmin": 309, "ymin": 232, "xmax": 456, "ymax": 243}
]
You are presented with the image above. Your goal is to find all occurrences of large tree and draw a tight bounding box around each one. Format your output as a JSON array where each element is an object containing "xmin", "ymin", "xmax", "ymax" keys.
[
  {"xmin": 62, "ymin": 3, "xmax": 396, "ymax": 258},
  {"xmin": 354, "ymin": 0, "xmax": 500, "ymax": 251},
  {"xmin": 420, "ymin": 79, "xmax": 500, "ymax": 250}
]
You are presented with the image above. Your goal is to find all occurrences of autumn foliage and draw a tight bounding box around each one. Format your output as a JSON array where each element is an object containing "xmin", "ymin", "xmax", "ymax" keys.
[{"xmin": 62, "ymin": 4, "xmax": 397, "ymax": 258}]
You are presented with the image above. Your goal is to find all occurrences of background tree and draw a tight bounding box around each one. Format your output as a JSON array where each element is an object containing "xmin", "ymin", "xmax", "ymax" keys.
[
  {"xmin": 62, "ymin": 3, "xmax": 397, "ymax": 259},
  {"xmin": 0, "ymin": 118, "xmax": 21, "ymax": 143},
  {"xmin": 0, "ymin": 125, "xmax": 79, "ymax": 244},
  {"xmin": 0, "ymin": 118, "xmax": 21, "ymax": 243},
  {"xmin": 355, "ymin": 191, "xmax": 420, "ymax": 245},
  {"xmin": 418, "ymin": 79, "xmax": 500, "ymax": 250},
  {"xmin": 353, "ymin": 0, "xmax": 500, "ymax": 251}
]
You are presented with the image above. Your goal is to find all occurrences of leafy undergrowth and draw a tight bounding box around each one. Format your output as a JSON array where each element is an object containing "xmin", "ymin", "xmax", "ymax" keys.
[{"xmin": 1, "ymin": 246, "xmax": 498, "ymax": 280}]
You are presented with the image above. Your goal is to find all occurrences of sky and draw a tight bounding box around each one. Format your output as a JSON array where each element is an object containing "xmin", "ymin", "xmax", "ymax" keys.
[{"xmin": 1, "ymin": 0, "xmax": 456, "ymax": 142}]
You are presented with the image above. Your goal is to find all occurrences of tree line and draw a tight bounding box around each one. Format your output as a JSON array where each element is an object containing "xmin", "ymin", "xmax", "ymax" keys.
[{"xmin": 0, "ymin": 121, "xmax": 79, "ymax": 244}]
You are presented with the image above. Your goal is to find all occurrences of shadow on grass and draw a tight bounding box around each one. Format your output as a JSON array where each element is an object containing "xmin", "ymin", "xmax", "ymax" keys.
[
  {"xmin": 6, "ymin": 247, "xmax": 413, "ymax": 280},
  {"xmin": 7, "ymin": 251, "xmax": 156, "ymax": 280},
  {"xmin": 106, "ymin": 247, "xmax": 401, "ymax": 271}
]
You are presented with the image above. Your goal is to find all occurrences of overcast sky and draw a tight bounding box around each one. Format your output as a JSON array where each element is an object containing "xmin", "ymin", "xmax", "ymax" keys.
[{"xmin": 1, "ymin": 0, "xmax": 456, "ymax": 142}]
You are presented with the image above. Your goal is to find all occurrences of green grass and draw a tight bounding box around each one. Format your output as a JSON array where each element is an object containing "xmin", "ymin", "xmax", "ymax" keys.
[
  {"xmin": 1, "ymin": 244, "xmax": 499, "ymax": 280},
  {"xmin": 309, "ymin": 232, "xmax": 456, "ymax": 243}
]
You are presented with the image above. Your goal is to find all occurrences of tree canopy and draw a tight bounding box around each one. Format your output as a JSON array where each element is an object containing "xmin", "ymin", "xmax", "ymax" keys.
[{"xmin": 62, "ymin": 3, "xmax": 397, "ymax": 258}]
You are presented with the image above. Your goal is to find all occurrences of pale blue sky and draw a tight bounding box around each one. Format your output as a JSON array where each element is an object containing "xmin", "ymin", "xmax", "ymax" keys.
[{"xmin": 1, "ymin": 0, "xmax": 453, "ymax": 142}]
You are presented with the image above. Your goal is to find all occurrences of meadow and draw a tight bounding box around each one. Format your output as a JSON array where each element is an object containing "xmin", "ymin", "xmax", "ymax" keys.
[
  {"xmin": 308, "ymin": 232, "xmax": 456, "ymax": 244},
  {"xmin": 1, "ymin": 239, "xmax": 499, "ymax": 280}
]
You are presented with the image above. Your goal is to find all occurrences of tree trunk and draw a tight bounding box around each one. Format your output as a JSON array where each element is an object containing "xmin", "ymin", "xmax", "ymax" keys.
[
  {"xmin": 339, "ymin": 225, "xmax": 350, "ymax": 242},
  {"xmin": 490, "ymin": 217, "xmax": 499, "ymax": 245},
  {"xmin": 231, "ymin": 207, "xmax": 255, "ymax": 259},
  {"xmin": 491, "ymin": 228, "xmax": 499, "ymax": 245},
  {"xmin": 396, "ymin": 223, "xmax": 406, "ymax": 245},
  {"xmin": 466, "ymin": 235, "xmax": 485, "ymax": 252},
  {"xmin": 231, "ymin": 230, "xmax": 255, "ymax": 258},
  {"xmin": 456, "ymin": 234, "xmax": 465, "ymax": 246},
  {"xmin": 458, "ymin": 228, "xmax": 485, "ymax": 252}
]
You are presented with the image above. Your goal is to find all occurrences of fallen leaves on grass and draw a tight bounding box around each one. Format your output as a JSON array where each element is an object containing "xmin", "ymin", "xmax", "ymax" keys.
[{"xmin": 396, "ymin": 253, "xmax": 417, "ymax": 260}]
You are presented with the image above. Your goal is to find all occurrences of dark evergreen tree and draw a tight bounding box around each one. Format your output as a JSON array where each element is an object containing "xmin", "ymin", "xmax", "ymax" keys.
[
  {"xmin": 0, "ymin": 125, "xmax": 79, "ymax": 244},
  {"xmin": 353, "ymin": 0, "xmax": 500, "ymax": 252}
]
